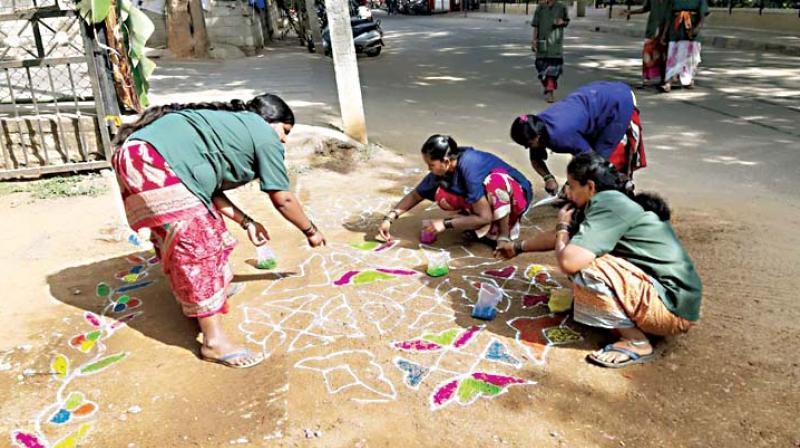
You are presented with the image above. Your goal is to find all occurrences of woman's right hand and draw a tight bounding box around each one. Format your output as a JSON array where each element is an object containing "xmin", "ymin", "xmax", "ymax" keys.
[
  {"xmin": 545, "ymin": 178, "xmax": 559, "ymax": 196},
  {"xmin": 493, "ymin": 241, "xmax": 517, "ymax": 260},
  {"xmin": 247, "ymin": 222, "xmax": 270, "ymax": 246},
  {"xmin": 307, "ymin": 231, "xmax": 326, "ymax": 247},
  {"xmin": 378, "ymin": 219, "xmax": 392, "ymax": 241}
]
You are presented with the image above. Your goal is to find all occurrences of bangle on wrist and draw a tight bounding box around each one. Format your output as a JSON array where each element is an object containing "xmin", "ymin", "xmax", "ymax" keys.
[
  {"xmin": 384, "ymin": 210, "xmax": 399, "ymax": 223},
  {"xmin": 513, "ymin": 240, "xmax": 524, "ymax": 254},
  {"xmin": 497, "ymin": 236, "xmax": 512, "ymax": 243},
  {"xmin": 443, "ymin": 218, "xmax": 455, "ymax": 229},
  {"xmin": 302, "ymin": 221, "xmax": 317, "ymax": 237},
  {"xmin": 555, "ymin": 222, "xmax": 571, "ymax": 232},
  {"xmin": 240, "ymin": 215, "xmax": 255, "ymax": 230},
  {"xmin": 543, "ymin": 174, "xmax": 555, "ymax": 182}
]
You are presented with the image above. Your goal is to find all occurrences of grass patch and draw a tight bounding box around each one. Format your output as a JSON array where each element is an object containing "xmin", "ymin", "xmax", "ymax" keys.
[{"xmin": 0, "ymin": 174, "xmax": 106, "ymax": 200}]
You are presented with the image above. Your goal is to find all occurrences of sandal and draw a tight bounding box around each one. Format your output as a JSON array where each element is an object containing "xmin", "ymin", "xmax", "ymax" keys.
[
  {"xmin": 202, "ymin": 348, "xmax": 264, "ymax": 369},
  {"xmin": 586, "ymin": 343, "xmax": 655, "ymax": 368}
]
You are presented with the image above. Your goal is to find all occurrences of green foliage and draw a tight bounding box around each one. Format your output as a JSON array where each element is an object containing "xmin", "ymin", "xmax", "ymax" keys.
[
  {"xmin": 73, "ymin": 0, "xmax": 156, "ymax": 107},
  {"xmin": 0, "ymin": 175, "xmax": 106, "ymax": 200}
]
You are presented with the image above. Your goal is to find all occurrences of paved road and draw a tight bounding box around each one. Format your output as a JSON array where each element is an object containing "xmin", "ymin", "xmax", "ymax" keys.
[{"xmin": 353, "ymin": 12, "xmax": 800, "ymax": 211}]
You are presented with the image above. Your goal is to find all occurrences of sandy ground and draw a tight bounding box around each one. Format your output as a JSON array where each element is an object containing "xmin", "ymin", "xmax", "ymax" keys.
[{"xmin": 1, "ymin": 128, "xmax": 799, "ymax": 448}]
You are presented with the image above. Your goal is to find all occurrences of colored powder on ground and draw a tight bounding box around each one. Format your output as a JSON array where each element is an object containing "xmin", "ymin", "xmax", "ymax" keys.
[
  {"xmin": 471, "ymin": 372, "xmax": 526, "ymax": 387},
  {"xmin": 396, "ymin": 359, "xmax": 429, "ymax": 387},
  {"xmin": 95, "ymin": 283, "xmax": 110, "ymax": 297},
  {"xmin": 375, "ymin": 268, "xmax": 416, "ymax": 276},
  {"xmin": 130, "ymin": 265, "xmax": 143, "ymax": 274},
  {"xmin": 116, "ymin": 281, "xmax": 153, "ymax": 294},
  {"xmin": 334, "ymin": 270, "xmax": 360, "ymax": 286},
  {"xmin": 52, "ymin": 354, "xmax": 68, "ymax": 379},
  {"xmin": 64, "ymin": 392, "xmax": 83, "ymax": 410},
  {"xmin": 457, "ymin": 378, "xmax": 502, "ymax": 402},
  {"xmin": 50, "ymin": 409, "xmax": 71, "ymax": 424},
  {"xmin": 84, "ymin": 312, "xmax": 101, "ymax": 327},
  {"xmin": 256, "ymin": 258, "xmax": 277, "ymax": 270},
  {"xmin": 432, "ymin": 380, "xmax": 459, "ymax": 406},
  {"xmin": 53, "ymin": 423, "xmax": 91, "ymax": 448},
  {"xmin": 117, "ymin": 295, "xmax": 130, "ymax": 305},
  {"xmin": 453, "ymin": 325, "xmax": 480, "ymax": 348},
  {"xmin": 13, "ymin": 431, "xmax": 46, "ymax": 448},
  {"xmin": 80, "ymin": 352, "xmax": 126, "ymax": 374},
  {"xmin": 544, "ymin": 326, "xmax": 582, "ymax": 344},
  {"xmin": 87, "ymin": 331, "xmax": 101, "ymax": 341},
  {"xmin": 122, "ymin": 274, "xmax": 140, "ymax": 283},
  {"xmin": 522, "ymin": 294, "xmax": 549, "ymax": 307},
  {"xmin": 484, "ymin": 266, "xmax": 516, "ymax": 279},
  {"xmin": 485, "ymin": 341, "xmax": 521, "ymax": 366},
  {"xmin": 426, "ymin": 266, "xmax": 449, "ymax": 277},
  {"xmin": 374, "ymin": 241, "xmax": 397, "ymax": 252},
  {"xmin": 113, "ymin": 304, "xmax": 126, "ymax": 313},
  {"xmin": 351, "ymin": 241, "xmax": 380, "ymax": 251},
  {"xmin": 394, "ymin": 340, "xmax": 442, "ymax": 351},
  {"xmin": 422, "ymin": 328, "xmax": 460, "ymax": 346},
  {"xmin": 72, "ymin": 403, "xmax": 96, "ymax": 417},
  {"xmin": 352, "ymin": 271, "xmax": 396, "ymax": 285}
]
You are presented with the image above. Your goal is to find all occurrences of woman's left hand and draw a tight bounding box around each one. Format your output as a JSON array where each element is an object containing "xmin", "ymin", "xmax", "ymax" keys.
[
  {"xmin": 247, "ymin": 222, "xmax": 270, "ymax": 246},
  {"xmin": 557, "ymin": 203, "xmax": 575, "ymax": 224}
]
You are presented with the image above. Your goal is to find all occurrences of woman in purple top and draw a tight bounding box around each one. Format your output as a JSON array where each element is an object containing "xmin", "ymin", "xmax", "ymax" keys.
[
  {"xmin": 510, "ymin": 81, "xmax": 647, "ymax": 195},
  {"xmin": 379, "ymin": 135, "xmax": 532, "ymax": 246}
]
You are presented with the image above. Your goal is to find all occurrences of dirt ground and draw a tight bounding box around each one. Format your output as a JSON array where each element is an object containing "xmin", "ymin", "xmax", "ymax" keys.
[{"xmin": 1, "ymin": 128, "xmax": 798, "ymax": 448}]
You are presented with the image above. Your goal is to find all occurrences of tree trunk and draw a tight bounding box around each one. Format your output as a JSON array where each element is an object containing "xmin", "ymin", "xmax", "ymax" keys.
[
  {"xmin": 166, "ymin": 0, "xmax": 209, "ymax": 58},
  {"xmin": 325, "ymin": 0, "xmax": 368, "ymax": 143}
]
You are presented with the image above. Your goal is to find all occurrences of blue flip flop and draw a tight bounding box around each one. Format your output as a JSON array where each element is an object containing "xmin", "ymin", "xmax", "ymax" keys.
[
  {"xmin": 587, "ymin": 344, "xmax": 656, "ymax": 369},
  {"xmin": 203, "ymin": 349, "xmax": 264, "ymax": 369}
]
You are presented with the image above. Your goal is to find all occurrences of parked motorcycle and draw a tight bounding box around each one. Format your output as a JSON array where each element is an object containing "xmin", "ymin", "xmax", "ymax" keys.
[
  {"xmin": 321, "ymin": 17, "xmax": 384, "ymax": 57},
  {"xmin": 310, "ymin": 1, "xmax": 384, "ymax": 57}
]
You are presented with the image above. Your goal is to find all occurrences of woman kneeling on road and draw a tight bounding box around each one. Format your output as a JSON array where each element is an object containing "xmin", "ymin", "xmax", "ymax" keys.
[
  {"xmin": 495, "ymin": 152, "xmax": 701, "ymax": 368},
  {"xmin": 112, "ymin": 94, "xmax": 326, "ymax": 369},
  {"xmin": 379, "ymin": 135, "xmax": 533, "ymax": 246}
]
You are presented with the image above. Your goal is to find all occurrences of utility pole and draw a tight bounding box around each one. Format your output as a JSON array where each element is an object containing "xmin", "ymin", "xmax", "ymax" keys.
[{"xmin": 324, "ymin": 0, "xmax": 368, "ymax": 143}]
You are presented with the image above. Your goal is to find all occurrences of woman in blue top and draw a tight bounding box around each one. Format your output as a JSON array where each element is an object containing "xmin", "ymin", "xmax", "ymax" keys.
[
  {"xmin": 510, "ymin": 81, "xmax": 647, "ymax": 195},
  {"xmin": 378, "ymin": 135, "xmax": 533, "ymax": 246}
]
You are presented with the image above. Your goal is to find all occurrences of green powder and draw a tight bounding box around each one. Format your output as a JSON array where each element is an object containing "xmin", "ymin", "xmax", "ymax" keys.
[
  {"xmin": 352, "ymin": 271, "xmax": 396, "ymax": 285},
  {"xmin": 256, "ymin": 258, "xmax": 277, "ymax": 270},
  {"xmin": 457, "ymin": 378, "xmax": 502, "ymax": 401},
  {"xmin": 351, "ymin": 241, "xmax": 380, "ymax": 250},
  {"xmin": 422, "ymin": 328, "xmax": 460, "ymax": 346},
  {"xmin": 426, "ymin": 266, "xmax": 449, "ymax": 277}
]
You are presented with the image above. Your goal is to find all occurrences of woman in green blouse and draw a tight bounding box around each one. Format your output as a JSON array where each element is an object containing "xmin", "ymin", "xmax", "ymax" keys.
[
  {"xmin": 112, "ymin": 94, "xmax": 326, "ymax": 368},
  {"xmin": 496, "ymin": 152, "xmax": 702, "ymax": 368}
]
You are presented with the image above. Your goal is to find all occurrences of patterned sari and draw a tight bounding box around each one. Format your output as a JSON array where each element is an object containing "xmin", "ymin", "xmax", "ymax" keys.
[
  {"xmin": 433, "ymin": 168, "xmax": 530, "ymax": 240},
  {"xmin": 112, "ymin": 140, "xmax": 237, "ymax": 318}
]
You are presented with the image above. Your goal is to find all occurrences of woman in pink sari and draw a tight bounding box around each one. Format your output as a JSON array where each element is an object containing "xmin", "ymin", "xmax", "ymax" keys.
[{"xmin": 112, "ymin": 94, "xmax": 326, "ymax": 368}]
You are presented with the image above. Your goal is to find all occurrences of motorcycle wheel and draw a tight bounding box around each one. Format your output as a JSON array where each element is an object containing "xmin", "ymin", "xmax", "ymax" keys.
[{"xmin": 365, "ymin": 46, "xmax": 381, "ymax": 57}]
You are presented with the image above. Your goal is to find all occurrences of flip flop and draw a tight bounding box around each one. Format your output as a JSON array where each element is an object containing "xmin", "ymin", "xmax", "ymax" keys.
[
  {"xmin": 586, "ymin": 344, "xmax": 655, "ymax": 369},
  {"xmin": 202, "ymin": 349, "xmax": 264, "ymax": 369}
]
